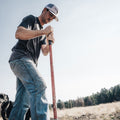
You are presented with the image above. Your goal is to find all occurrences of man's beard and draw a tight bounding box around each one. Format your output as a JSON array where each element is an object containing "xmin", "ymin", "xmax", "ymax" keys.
[
  {"xmin": 42, "ymin": 17, "xmax": 50, "ymax": 24},
  {"xmin": 42, "ymin": 17, "xmax": 47, "ymax": 24}
]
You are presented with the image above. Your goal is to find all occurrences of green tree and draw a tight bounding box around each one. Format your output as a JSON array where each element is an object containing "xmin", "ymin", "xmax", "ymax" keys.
[
  {"xmin": 57, "ymin": 99, "xmax": 64, "ymax": 109},
  {"xmin": 113, "ymin": 85, "xmax": 120, "ymax": 101},
  {"xmin": 76, "ymin": 98, "xmax": 84, "ymax": 107},
  {"xmin": 84, "ymin": 96, "xmax": 93, "ymax": 106},
  {"xmin": 100, "ymin": 88, "xmax": 109, "ymax": 103}
]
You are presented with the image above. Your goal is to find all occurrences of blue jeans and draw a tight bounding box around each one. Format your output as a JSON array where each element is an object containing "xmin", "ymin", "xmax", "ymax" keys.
[{"xmin": 9, "ymin": 57, "xmax": 50, "ymax": 120}]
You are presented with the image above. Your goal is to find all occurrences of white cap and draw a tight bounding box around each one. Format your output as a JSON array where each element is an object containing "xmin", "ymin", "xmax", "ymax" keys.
[{"xmin": 45, "ymin": 3, "xmax": 59, "ymax": 21}]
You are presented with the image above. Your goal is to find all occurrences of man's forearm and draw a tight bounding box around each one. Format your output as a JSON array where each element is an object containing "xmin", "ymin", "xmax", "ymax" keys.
[{"xmin": 15, "ymin": 26, "xmax": 45, "ymax": 40}]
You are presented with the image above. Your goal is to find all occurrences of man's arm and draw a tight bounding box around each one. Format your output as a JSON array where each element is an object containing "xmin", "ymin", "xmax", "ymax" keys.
[
  {"xmin": 41, "ymin": 33, "xmax": 55, "ymax": 56},
  {"xmin": 15, "ymin": 26, "xmax": 53, "ymax": 40}
]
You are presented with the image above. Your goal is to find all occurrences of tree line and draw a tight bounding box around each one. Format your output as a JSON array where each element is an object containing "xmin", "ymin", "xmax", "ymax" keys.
[{"xmin": 52, "ymin": 84, "xmax": 120, "ymax": 109}]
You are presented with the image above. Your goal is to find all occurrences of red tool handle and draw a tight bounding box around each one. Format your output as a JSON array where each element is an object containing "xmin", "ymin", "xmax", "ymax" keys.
[{"xmin": 49, "ymin": 40, "xmax": 58, "ymax": 120}]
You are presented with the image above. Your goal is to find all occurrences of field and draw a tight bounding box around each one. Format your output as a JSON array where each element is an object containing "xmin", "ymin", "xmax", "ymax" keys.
[
  {"xmin": 50, "ymin": 102, "xmax": 120, "ymax": 120},
  {"xmin": 0, "ymin": 102, "xmax": 120, "ymax": 120}
]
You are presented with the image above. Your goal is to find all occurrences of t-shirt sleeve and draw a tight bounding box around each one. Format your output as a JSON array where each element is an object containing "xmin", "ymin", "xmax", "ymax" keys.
[{"xmin": 18, "ymin": 15, "xmax": 35, "ymax": 29}]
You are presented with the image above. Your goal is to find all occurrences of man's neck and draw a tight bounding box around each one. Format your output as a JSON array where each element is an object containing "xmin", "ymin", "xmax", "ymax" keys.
[{"xmin": 38, "ymin": 16, "xmax": 44, "ymax": 26}]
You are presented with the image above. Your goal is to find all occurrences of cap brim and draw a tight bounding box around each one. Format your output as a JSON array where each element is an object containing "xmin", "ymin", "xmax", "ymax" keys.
[
  {"xmin": 55, "ymin": 17, "xmax": 59, "ymax": 21},
  {"xmin": 49, "ymin": 10, "xmax": 59, "ymax": 22}
]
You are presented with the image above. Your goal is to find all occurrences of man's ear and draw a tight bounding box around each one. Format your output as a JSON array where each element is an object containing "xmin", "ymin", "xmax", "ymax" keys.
[{"xmin": 42, "ymin": 8, "xmax": 47, "ymax": 13}]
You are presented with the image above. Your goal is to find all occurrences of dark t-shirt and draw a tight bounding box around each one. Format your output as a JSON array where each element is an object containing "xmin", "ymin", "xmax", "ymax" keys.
[{"xmin": 9, "ymin": 15, "xmax": 46, "ymax": 64}]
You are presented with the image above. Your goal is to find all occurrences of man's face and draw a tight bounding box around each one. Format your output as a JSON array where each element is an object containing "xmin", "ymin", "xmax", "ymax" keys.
[{"xmin": 42, "ymin": 8, "xmax": 56, "ymax": 24}]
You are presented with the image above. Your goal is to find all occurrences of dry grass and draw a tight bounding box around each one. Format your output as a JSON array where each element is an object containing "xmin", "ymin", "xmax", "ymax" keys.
[{"xmin": 50, "ymin": 102, "xmax": 120, "ymax": 120}]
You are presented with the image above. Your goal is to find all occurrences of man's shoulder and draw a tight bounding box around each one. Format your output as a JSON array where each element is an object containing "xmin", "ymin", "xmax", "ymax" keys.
[
  {"xmin": 27, "ymin": 14, "xmax": 35, "ymax": 18},
  {"xmin": 22, "ymin": 14, "xmax": 36, "ymax": 21}
]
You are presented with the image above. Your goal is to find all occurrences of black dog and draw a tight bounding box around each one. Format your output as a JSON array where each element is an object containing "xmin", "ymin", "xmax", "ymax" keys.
[
  {"xmin": 1, "ymin": 101, "xmax": 13, "ymax": 120},
  {"xmin": 0, "ymin": 93, "xmax": 31, "ymax": 120}
]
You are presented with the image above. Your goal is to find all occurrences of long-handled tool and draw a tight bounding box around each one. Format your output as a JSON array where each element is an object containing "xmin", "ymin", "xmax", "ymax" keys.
[{"xmin": 49, "ymin": 40, "xmax": 58, "ymax": 120}]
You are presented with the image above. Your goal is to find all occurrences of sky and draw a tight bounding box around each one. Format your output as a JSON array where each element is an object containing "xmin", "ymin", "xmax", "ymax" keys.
[{"xmin": 0, "ymin": 0, "xmax": 120, "ymax": 103}]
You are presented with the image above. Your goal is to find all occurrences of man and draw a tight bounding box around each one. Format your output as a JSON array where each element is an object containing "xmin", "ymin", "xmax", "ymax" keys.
[{"xmin": 8, "ymin": 3, "xmax": 58, "ymax": 120}]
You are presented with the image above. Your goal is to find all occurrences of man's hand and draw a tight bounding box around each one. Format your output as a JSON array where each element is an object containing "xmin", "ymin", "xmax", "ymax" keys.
[
  {"xmin": 43, "ymin": 26, "xmax": 53, "ymax": 36},
  {"xmin": 46, "ymin": 32, "xmax": 55, "ymax": 44},
  {"xmin": 41, "ymin": 32, "xmax": 55, "ymax": 56}
]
